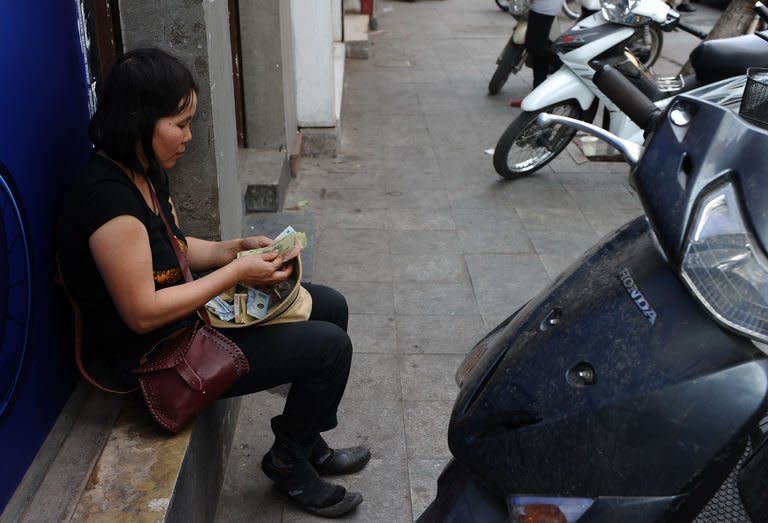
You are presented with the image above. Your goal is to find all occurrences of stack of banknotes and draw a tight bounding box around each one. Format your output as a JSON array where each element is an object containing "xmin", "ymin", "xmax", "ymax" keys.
[
  {"xmin": 236, "ymin": 225, "xmax": 307, "ymax": 260},
  {"xmin": 205, "ymin": 226, "xmax": 306, "ymax": 323}
]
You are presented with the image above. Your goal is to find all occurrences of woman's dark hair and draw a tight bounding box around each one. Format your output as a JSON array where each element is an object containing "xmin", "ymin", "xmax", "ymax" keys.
[{"xmin": 89, "ymin": 48, "xmax": 199, "ymax": 178}]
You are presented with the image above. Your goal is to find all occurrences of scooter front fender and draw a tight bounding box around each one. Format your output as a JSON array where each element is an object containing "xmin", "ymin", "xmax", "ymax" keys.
[
  {"xmin": 512, "ymin": 20, "xmax": 526, "ymax": 45},
  {"xmin": 448, "ymin": 217, "xmax": 768, "ymax": 520},
  {"xmin": 521, "ymin": 68, "xmax": 595, "ymax": 112}
]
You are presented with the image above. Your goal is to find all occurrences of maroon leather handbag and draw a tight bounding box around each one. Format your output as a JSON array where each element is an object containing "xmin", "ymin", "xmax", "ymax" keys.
[
  {"xmin": 130, "ymin": 182, "xmax": 250, "ymax": 433},
  {"xmin": 63, "ymin": 181, "xmax": 250, "ymax": 434},
  {"xmin": 133, "ymin": 317, "xmax": 249, "ymax": 433}
]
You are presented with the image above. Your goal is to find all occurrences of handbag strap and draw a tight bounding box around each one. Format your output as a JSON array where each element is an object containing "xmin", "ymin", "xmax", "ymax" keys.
[
  {"xmin": 147, "ymin": 178, "xmax": 212, "ymax": 327},
  {"xmin": 55, "ymin": 254, "xmax": 136, "ymax": 394}
]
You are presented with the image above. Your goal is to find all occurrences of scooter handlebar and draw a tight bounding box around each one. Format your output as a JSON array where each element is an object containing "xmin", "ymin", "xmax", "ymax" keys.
[
  {"xmin": 593, "ymin": 65, "xmax": 662, "ymax": 132},
  {"xmin": 676, "ymin": 21, "xmax": 708, "ymax": 40},
  {"xmin": 755, "ymin": 1, "xmax": 768, "ymax": 24}
]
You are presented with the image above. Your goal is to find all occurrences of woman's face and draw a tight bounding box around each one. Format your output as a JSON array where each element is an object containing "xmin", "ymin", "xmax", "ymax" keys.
[{"xmin": 152, "ymin": 91, "xmax": 198, "ymax": 169}]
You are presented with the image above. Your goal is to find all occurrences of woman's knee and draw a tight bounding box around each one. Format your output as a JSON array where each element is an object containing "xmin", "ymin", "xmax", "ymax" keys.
[
  {"xmin": 307, "ymin": 284, "xmax": 349, "ymax": 329},
  {"xmin": 325, "ymin": 286, "xmax": 349, "ymax": 319},
  {"xmin": 332, "ymin": 326, "xmax": 353, "ymax": 368},
  {"xmin": 311, "ymin": 322, "xmax": 353, "ymax": 371}
]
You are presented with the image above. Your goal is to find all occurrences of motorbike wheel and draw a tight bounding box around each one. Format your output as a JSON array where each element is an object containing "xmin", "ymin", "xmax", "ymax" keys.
[
  {"xmin": 628, "ymin": 25, "xmax": 663, "ymax": 68},
  {"xmin": 493, "ymin": 101, "xmax": 583, "ymax": 179},
  {"xmin": 495, "ymin": 0, "xmax": 509, "ymax": 12},
  {"xmin": 488, "ymin": 40, "xmax": 523, "ymax": 95},
  {"xmin": 561, "ymin": 0, "xmax": 580, "ymax": 19}
]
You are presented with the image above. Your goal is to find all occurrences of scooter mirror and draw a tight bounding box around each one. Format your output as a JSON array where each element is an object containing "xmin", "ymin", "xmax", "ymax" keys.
[{"xmin": 535, "ymin": 113, "xmax": 643, "ymax": 165}]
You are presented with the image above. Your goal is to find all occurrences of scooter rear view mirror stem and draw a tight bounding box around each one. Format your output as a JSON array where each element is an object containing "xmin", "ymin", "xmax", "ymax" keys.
[{"xmin": 535, "ymin": 113, "xmax": 644, "ymax": 166}]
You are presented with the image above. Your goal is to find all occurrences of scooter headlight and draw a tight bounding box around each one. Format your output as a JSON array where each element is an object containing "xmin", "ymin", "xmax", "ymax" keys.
[
  {"xmin": 508, "ymin": 496, "xmax": 594, "ymax": 522},
  {"xmin": 600, "ymin": 0, "xmax": 646, "ymax": 25},
  {"xmin": 681, "ymin": 182, "xmax": 768, "ymax": 343}
]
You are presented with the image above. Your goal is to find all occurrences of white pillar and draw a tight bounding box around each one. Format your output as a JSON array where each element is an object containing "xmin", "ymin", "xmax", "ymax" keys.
[
  {"xmin": 332, "ymin": 0, "xmax": 343, "ymax": 42},
  {"xmin": 291, "ymin": 0, "xmax": 336, "ymax": 127}
]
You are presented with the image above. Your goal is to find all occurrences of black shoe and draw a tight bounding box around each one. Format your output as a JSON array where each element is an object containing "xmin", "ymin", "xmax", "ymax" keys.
[
  {"xmin": 262, "ymin": 445, "xmax": 363, "ymax": 518},
  {"xmin": 677, "ymin": 3, "xmax": 696, "ymax": 11},
  {"xmin": 311, "ymin": 436, "xmax": 372, "ymax": 476}
]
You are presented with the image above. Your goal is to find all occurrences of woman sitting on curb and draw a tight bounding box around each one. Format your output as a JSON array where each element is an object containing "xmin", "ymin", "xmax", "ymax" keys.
[{"xmin": 57, "ymin": 48, "xmax": 369, "ymax": 518}]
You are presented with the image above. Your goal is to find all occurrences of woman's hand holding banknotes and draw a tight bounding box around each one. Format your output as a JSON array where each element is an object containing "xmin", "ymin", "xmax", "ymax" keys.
[{"xmin": 233, "ymin": 237, "xmax": 300, "ymax": 287}]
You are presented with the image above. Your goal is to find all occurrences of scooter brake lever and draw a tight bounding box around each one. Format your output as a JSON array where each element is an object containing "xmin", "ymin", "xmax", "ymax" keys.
[
  {"xmin": 536, "ymin": 113, "xmax": 643, "ymax": 166},
  {"xmin": 659, "ymin": 10, "xmax": 681, "ymax": 32}
]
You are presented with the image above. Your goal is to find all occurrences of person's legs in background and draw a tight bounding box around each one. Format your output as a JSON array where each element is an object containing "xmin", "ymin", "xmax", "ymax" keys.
[{"xmin": 525, "ymin": 9, "xmax": 561, "ymax": 88}]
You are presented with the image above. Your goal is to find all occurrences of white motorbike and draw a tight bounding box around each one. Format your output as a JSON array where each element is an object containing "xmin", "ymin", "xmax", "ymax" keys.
[
  {"xmin": 492, "ymin": 0, "xmax": 768, "ymax": 179},
  {"xmin": 489, "ymin": 0, "xmax": 662, "ymax": 95}
]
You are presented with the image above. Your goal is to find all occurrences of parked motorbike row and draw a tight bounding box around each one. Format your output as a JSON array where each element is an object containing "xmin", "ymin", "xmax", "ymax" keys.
[
  {"xmin": 489, "ymin": 0, "xmax": 664, "ymax": 96},
  {"xmin": 490, "ymin": 0, "xmax": 768, "ymax": 180},
  {"xmin": 420, "ymin": 47, "xmax": 768, "ymax": 523}
]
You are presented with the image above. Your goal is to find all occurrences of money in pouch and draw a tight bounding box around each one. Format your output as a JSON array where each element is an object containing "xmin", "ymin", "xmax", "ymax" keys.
[
  {"xmin": 246, "ymin": 287, "xmax": 271, "ymax": 320},
  {"xmin": 234, "ymin": 293, "xmax": 249, "ymax": 324},
  {"xmin": 206, "ymin": 295, "xmax": 234, "ymax": 322}
]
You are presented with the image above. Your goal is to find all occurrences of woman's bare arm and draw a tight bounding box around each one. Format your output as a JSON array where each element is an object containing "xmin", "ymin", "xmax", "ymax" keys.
[
  {"xmin": 185, "ymin": 236, "xmax": 272, "ymax": 272},
  {"xmin": 89, "ymin": 215, "xmax": 292, "ymax": 334},
  {"xmin": 186, "ymin": 236, "xmax": 241, "ymax": 272}
]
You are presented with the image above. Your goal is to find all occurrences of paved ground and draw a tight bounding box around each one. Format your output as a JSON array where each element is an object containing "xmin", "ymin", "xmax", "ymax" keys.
[{"xmin": 215, "ymin": 1, "xmax": 720, "ymax": 521}]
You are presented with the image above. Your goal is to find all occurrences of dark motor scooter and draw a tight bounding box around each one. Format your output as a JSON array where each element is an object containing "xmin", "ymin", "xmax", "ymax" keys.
[{"xmin": 418, "ymin": 66, "xmax": 768, "ymax": 522}]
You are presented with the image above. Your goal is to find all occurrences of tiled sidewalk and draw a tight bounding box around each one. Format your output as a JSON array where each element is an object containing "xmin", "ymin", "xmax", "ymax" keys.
[{"xmin": 216, "ymin": 1, "xmax": 718, "ymax": 521}]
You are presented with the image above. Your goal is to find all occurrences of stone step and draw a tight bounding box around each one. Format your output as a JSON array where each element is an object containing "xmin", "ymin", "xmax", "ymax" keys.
[
  {"xmin": 344, "ymin": 14, "xmax": 371, "ymax": 59},
  {"xmin": 1, "ymin": 383, "xmax": 121, "ymax": 522},
  {"xmin": 2, "ymin": 382, "xmax": 241, "ymax": 523},
  {"xmin": 239, "ymin": 149, "xmax": 292, "ymax": 213}
]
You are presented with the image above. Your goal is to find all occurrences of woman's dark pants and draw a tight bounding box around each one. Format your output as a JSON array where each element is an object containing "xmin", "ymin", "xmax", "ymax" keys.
[{"xmin": 221, "ymin": 283, "xmax": 353, "ymax": 445}]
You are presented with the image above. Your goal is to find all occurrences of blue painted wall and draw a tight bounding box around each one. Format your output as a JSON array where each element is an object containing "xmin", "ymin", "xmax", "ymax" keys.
[{"xmin": 0, "ymin": 2, "xmax": 92, "ymax": 510}]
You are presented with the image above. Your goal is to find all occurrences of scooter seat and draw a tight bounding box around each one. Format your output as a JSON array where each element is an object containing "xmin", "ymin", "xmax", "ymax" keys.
[{"xmin": 690, "ymin": 33, "xmax": 768, "ymax": 85}]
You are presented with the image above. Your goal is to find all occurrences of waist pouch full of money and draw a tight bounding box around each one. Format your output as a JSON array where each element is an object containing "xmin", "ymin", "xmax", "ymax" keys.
[{"xmin": 201, "ymin": 254, "xmax": 312, "ymax": 328}]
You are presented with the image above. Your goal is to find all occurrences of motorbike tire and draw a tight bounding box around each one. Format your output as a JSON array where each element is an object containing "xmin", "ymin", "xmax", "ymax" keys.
[
  {"xmin": 493, "ymin": 100, "xmax": 583, "ymax": 179},
  {"xmin": 488, "ymin": 40, "xmax": 523, "ymax": 95},
  {"xmin": 495, "ymin": 0, "xmax": 509, "ymax": 12},
  {"xmin": 628, "ymin": 25, "xmax": 663, "ymax": 68},
  {"xmin": 561, "ymin": 0, "xmax": 580, "ymax": 19}
]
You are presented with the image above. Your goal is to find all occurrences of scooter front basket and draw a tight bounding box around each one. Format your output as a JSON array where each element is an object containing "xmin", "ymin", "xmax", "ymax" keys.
[{"xmin": 739, "ymin": 67, "xmax": 768, "ymax": 128}]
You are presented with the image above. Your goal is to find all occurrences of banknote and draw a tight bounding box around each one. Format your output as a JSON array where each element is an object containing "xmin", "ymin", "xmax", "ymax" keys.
[
  {"xmin": 270, "ymin": 232, "xmax": 300, "ymax": 256},
  {"xmin": 273, "ymin": 225, "xmax": 296, "ymax": 242},
  {"xmin": 246, "ymin": 287, "xmax": 271, "ymax": 320},
  {"xmin": 206, "ymin": 295, "xmax": 234, "ymax": 322},
  {"xmin": 233, "ymin": 293, "xmax": 249, "ymax": 324},
  {"xmin": 237, "ymin": 227, "xmax": 307, "ymax": 259},
  {"xmin": 207, "ymin": 288, "xmax": 270, "ymax": 324}
]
